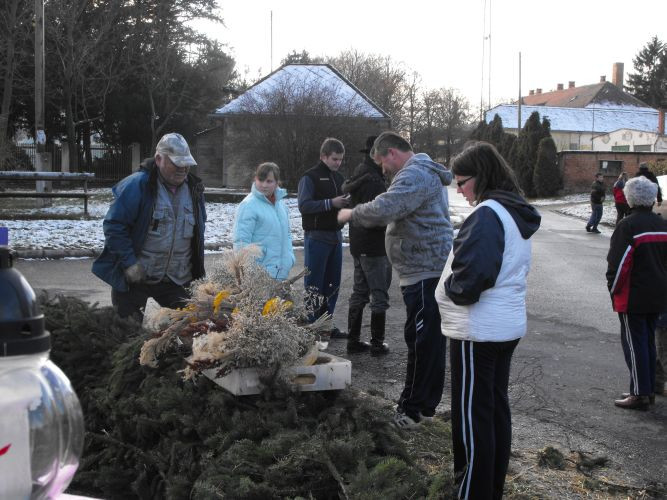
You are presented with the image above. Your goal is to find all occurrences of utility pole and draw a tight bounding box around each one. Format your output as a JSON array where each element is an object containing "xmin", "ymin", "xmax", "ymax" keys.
[
  {"xmin": 518, "ymin": 52, "xmax": 522, "ymax": 132},
  {"xmin": 34, "ymin": 0, "xmax": 51, "ymax": 205}
]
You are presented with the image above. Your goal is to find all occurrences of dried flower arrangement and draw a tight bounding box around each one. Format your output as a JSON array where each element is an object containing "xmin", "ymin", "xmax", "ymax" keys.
[{"xmin": 139, "ymin": 245, "xmax": 331, "ymax": 382}]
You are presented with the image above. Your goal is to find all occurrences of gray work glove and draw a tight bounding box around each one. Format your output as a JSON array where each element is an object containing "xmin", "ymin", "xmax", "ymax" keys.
[{"xmin": 124, "ymin": 263, "xmax": 146, "ymax": 284}]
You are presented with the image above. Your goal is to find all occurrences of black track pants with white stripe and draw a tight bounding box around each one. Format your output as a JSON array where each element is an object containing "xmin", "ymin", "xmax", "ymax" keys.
[
  {"xmin": 618, "ymin": 312, "xmax": 657, "ymax": 396},
  {"xmin": 398, "ymin": 278, "xmax": 447, "ymax": 420},
  {"xmin": 450, "ymin": 338, "xmax": 520, "ymax": 500}
]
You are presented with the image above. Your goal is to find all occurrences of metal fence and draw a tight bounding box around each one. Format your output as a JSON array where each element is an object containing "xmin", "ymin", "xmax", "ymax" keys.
[{"xmin": 3, "ymin": 143, "xmax": 135, "ymax": 183}]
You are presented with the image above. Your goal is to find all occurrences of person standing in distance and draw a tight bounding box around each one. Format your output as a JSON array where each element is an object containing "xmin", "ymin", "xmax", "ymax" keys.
[
  {"xmin": 586, "ymin": 172, "xmax": 605, "ymax": 233},
  {"xmin": 298, "ymin": 138, "xmax": 350, "ymax": 338},
  {"xmin": 92, "ymin": 132, "xmax": 206, "ymax": 319}
]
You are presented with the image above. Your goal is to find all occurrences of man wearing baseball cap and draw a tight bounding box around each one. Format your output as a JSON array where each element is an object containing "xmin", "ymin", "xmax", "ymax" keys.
[{"xmin": 93, "ymin": 132, "xmax": 207, "ymax": 319}]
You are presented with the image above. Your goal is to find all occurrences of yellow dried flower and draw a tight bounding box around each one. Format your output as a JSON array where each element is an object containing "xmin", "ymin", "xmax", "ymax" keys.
[
  {"xmin": 262, "ymin": 297, "xmax": 293, "ymax": 316},
  {"xmin": 213, "ymin": 290, "xmax": 232, "ymax": 314}
]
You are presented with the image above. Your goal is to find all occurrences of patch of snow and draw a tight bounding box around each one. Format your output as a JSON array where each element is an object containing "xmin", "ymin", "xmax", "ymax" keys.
[
  {"xmin": 0, "ymin": 195, "xmax": 349, "ymax": 252},
  {"xmin": 531, "ymin": 193, "xmax": 589, "ymax": 206}
]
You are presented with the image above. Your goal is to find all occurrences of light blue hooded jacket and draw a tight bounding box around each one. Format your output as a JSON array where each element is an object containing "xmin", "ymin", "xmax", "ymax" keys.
[{"xmin": 233, "ymin": 184, "xmax": 295, "ymax": 280}]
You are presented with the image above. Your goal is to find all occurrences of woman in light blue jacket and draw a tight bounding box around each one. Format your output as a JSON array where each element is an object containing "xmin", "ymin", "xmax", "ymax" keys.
[{"xmin": 233, "ymin": 162, "xmax": 295, "ymax": 280}]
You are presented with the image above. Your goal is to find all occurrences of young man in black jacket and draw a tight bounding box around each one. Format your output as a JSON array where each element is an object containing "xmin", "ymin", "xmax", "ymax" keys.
[
  {"xmin": 342, "ymin": 136, "xmax": 392, "ymax": 355},
  {"xmin": 298, "ymin": 138, "xmax": 350, "ymax": 337}
]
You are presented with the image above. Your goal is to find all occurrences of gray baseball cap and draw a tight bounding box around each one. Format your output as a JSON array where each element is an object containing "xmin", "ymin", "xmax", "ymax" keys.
[{"xmin": 155, "ymin": 133, "xmax": 197, "ymax": 167}]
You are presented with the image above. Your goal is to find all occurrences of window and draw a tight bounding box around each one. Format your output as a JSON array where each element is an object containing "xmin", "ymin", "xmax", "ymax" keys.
[
  {"xmin": 611, "ymin": 145, "xmax": 630, "ymax": 152},
  {"xmin": 633, "ymin": 145, "xmax": 651, "ymax": 152},
  {"xmin": 600, "ymin": 160, "xmax": 623, "ymax": 175}
]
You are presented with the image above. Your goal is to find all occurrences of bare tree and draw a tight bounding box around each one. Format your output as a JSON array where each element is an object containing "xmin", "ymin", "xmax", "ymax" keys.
[
  {"xmin": 46, "ymin": 0, "xmax": 126, "ymax": 170},
  {"xmin": 0, "ymin": 0, "xmax": 32, "ymax": 164},
  {"xmin": 327, "ymin": 50, "xmax": 409, "ymax": 130},
  {"xmin": 414, "ymin": 87, "xmax": 472, "ymax": 163}
]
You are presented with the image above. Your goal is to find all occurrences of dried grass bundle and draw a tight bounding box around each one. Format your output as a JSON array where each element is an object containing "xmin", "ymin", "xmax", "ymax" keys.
[{"xmin": 140, "ymin": 246, "xmax": 326, "ymax": 383}]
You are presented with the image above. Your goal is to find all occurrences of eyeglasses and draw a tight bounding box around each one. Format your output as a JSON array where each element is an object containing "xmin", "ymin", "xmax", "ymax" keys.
[{"xmin": 456, "ymin": 176, "xmax": 474, "ymax": 188}]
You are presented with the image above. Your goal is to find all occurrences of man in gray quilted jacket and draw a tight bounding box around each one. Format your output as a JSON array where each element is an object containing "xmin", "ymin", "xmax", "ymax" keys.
[{"xmin": 338, "ymin": 131, "xmax": 453, "ymax": 428}]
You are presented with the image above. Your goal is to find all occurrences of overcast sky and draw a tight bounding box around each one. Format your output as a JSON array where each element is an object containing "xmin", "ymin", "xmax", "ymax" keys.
[{"xmin": 203, "ymin": 0, "xmax": 667, "ymax": 110}]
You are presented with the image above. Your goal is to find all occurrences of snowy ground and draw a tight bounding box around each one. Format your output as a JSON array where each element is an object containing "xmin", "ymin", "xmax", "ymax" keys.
[
  {"xmin": 0, "ymin": 189, "xmax": 339, "ymax": 252},
  {"xmin": 1, "ymin": 177, "xmax": 664, "ymax": 252}
]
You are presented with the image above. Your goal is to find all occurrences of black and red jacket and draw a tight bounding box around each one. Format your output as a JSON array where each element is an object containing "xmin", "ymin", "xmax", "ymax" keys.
[{"xmin": 606, "ymin": 207, "xmax": 667, "ymax": 313}]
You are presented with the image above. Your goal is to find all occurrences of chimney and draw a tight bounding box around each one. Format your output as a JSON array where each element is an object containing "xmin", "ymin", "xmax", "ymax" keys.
[
  {"xmin": 568, "ymin": 81, "xmax": 575, "ymax": 88},
  {"xmin": 600, "ymin": 75, "xmax": 606, "ymax": 83},
  {"xmin": 659, "ymin": 108, "xmax": 665, "ymax": 136},
  {"xmin": 612, "ymin": 62, "xmax": 624, "ymax": 87},
  {"xmin": 557, "ymin": 83, "xmax": 564, "ymax": 91},
  {"xmin": 529, "ymin": 89, "xmax": 534, "ymax": 95},
  {"xmin": 536, "ymin": 88, "xmax": 542, "ymax": 94}
]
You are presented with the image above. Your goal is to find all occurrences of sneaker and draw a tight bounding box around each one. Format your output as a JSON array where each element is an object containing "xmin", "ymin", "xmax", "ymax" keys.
[
  {"xmin": 585, "ymin": 225, "xmax": 592, "ymax": 232},
  {"xmin": 419, "ymin": 411, "xmax": 435, "ymax": 423},
  {"xmin": 329, "ymin": 327, "xmax": 348, "ymax": 339},
  {"xmin": 393, "ymin": 411, "xmax": 421, "ymax": 430},
  {"xmin": 592, "ymin": 228, "xmax": 601, "ymax": 234}
]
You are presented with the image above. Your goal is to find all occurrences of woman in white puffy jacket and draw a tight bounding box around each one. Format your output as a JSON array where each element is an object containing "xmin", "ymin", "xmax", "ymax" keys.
[{"xmin": 435, "ymin": 142, "xmax": 541, "ymax": 500}]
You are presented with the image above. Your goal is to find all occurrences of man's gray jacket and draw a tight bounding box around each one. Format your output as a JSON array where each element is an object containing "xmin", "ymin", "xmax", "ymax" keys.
[{"xmin": 351, "ymin": 153, "xmax": 453, "ymax": 286}]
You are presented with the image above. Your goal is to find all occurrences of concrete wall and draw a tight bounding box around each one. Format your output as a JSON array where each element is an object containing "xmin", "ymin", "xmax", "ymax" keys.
[
  {"xmin": 195, "ymin": 115, "xmax": 391, "ymax": 189},
  {"xmin": 193, "ymin": 127, "xmax": 224, "ymax": 188},
  {"xmin": 591, "ymin": 129, "xmax": 667, "ymax": 152},
  {"xmin": 559, "ymin": 151, "xmax": 667, "ymax": 192}
]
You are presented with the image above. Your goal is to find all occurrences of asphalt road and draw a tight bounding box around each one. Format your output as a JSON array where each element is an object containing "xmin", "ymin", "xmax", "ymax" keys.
[{"xmin": 14, "ymin": 204, "xmax": 667, "ymax": 487}]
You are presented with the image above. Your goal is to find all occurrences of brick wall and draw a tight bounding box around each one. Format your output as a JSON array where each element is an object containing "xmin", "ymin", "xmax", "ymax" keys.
[{"xmin": 559, "ymin": 151, "xmax": 667, "ymax": 192}]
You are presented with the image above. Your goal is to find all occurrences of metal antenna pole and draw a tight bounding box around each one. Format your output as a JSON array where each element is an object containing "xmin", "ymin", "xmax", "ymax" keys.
[{"xmin": 518, "ymin": 52, "xmax": 522, "ymax": 131}]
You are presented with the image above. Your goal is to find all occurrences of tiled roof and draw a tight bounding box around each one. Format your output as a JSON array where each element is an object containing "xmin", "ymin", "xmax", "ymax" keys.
[
  {"xmin": 213, "ymin": 64, "xmax": 388, "ymax": 119},
  {"xmin": 486, "ymin": 104, "xmax": 666, "ymax": 134},
  {"xmin": 520, "ymin": 82, "xmax": 649, "ymax": 109}
]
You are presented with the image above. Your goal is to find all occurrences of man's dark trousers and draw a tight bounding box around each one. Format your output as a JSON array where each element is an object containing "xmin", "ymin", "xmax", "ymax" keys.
[
  {"xmin": 111, "ymin": 279, "xmax": 189, "ymax": 319},
  {"xmin": 304, "ymin": 235, "xmax": 343, "ymax": 319},
  {"xmin": 397, "ymin": 277, "xmax": 446, "ymax": 419}
]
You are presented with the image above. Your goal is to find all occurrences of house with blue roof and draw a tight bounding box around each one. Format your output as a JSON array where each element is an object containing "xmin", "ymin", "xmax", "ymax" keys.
[{"xmin": 485, "ymin": 63, "xmax": 666, "ymax": 153}]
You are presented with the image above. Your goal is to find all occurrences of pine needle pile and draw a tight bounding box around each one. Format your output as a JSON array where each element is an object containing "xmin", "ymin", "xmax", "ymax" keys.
[{"xmin": 44, "ymin": 295, "xmax": 450, "ymax": 499}]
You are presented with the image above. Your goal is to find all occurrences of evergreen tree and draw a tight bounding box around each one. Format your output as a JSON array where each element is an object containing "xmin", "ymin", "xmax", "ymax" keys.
[
  {"xmin": 533, "ymin": 136, "xmax": 561, "ymax": 197},
  {"xmin": 512, "ymin": 111, "xmax": 542, "ymax": 196},
  {"xmin": 469, "ymin": 120, "xmax": 489, "ymax": 141},
  {"xmin": 626, "ymin": 36, "xmax": 667, "ymax": 108},
  {"xmin": 487, "ymin": 114, "xmax": 506, "ymax": 151}
]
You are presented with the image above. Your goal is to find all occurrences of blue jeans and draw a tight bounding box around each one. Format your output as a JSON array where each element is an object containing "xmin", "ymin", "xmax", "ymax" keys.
[
  {"xmin": 348, "ymin": 255, "xmax": 392, "ymax": 313},
  {"xmin": 304, "ymin": 236, "xmax": 342, "ymax": 320},
  {"xmin": 398, "ymin": 278, "xmax": 446, "ymax": 419},
  {"xmin": 587, "ymin": 203, "xmax": 603, "ymax": 229}
]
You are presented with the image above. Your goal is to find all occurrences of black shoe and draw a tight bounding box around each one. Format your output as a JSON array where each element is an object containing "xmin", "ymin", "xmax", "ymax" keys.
[
  {"xmin": 585, "ymin": 225, "xmax": 592, "ymax": 232},
  {"xmin": 347, "ymin": 340, "xmax": 371, "ymax": 353},
  {"xmin": 329, "ymin": 327, "xmax": 348, "ymax": 339},
  {"xmin": 370, "ymin": 311, "xmax": 388, "ymax": 355},
  {"xmin": 370, "ymin": 342, "xmax": 390, "ymax": 356},
  {"xmin": 592, "ymin": 228, "xmax": 601, "ymax": 234}
]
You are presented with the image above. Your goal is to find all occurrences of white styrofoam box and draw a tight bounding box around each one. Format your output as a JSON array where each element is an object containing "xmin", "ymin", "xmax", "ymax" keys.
[{"xmin": 203, "ymin": 353, "xmax": 352, "ymax": 396}]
